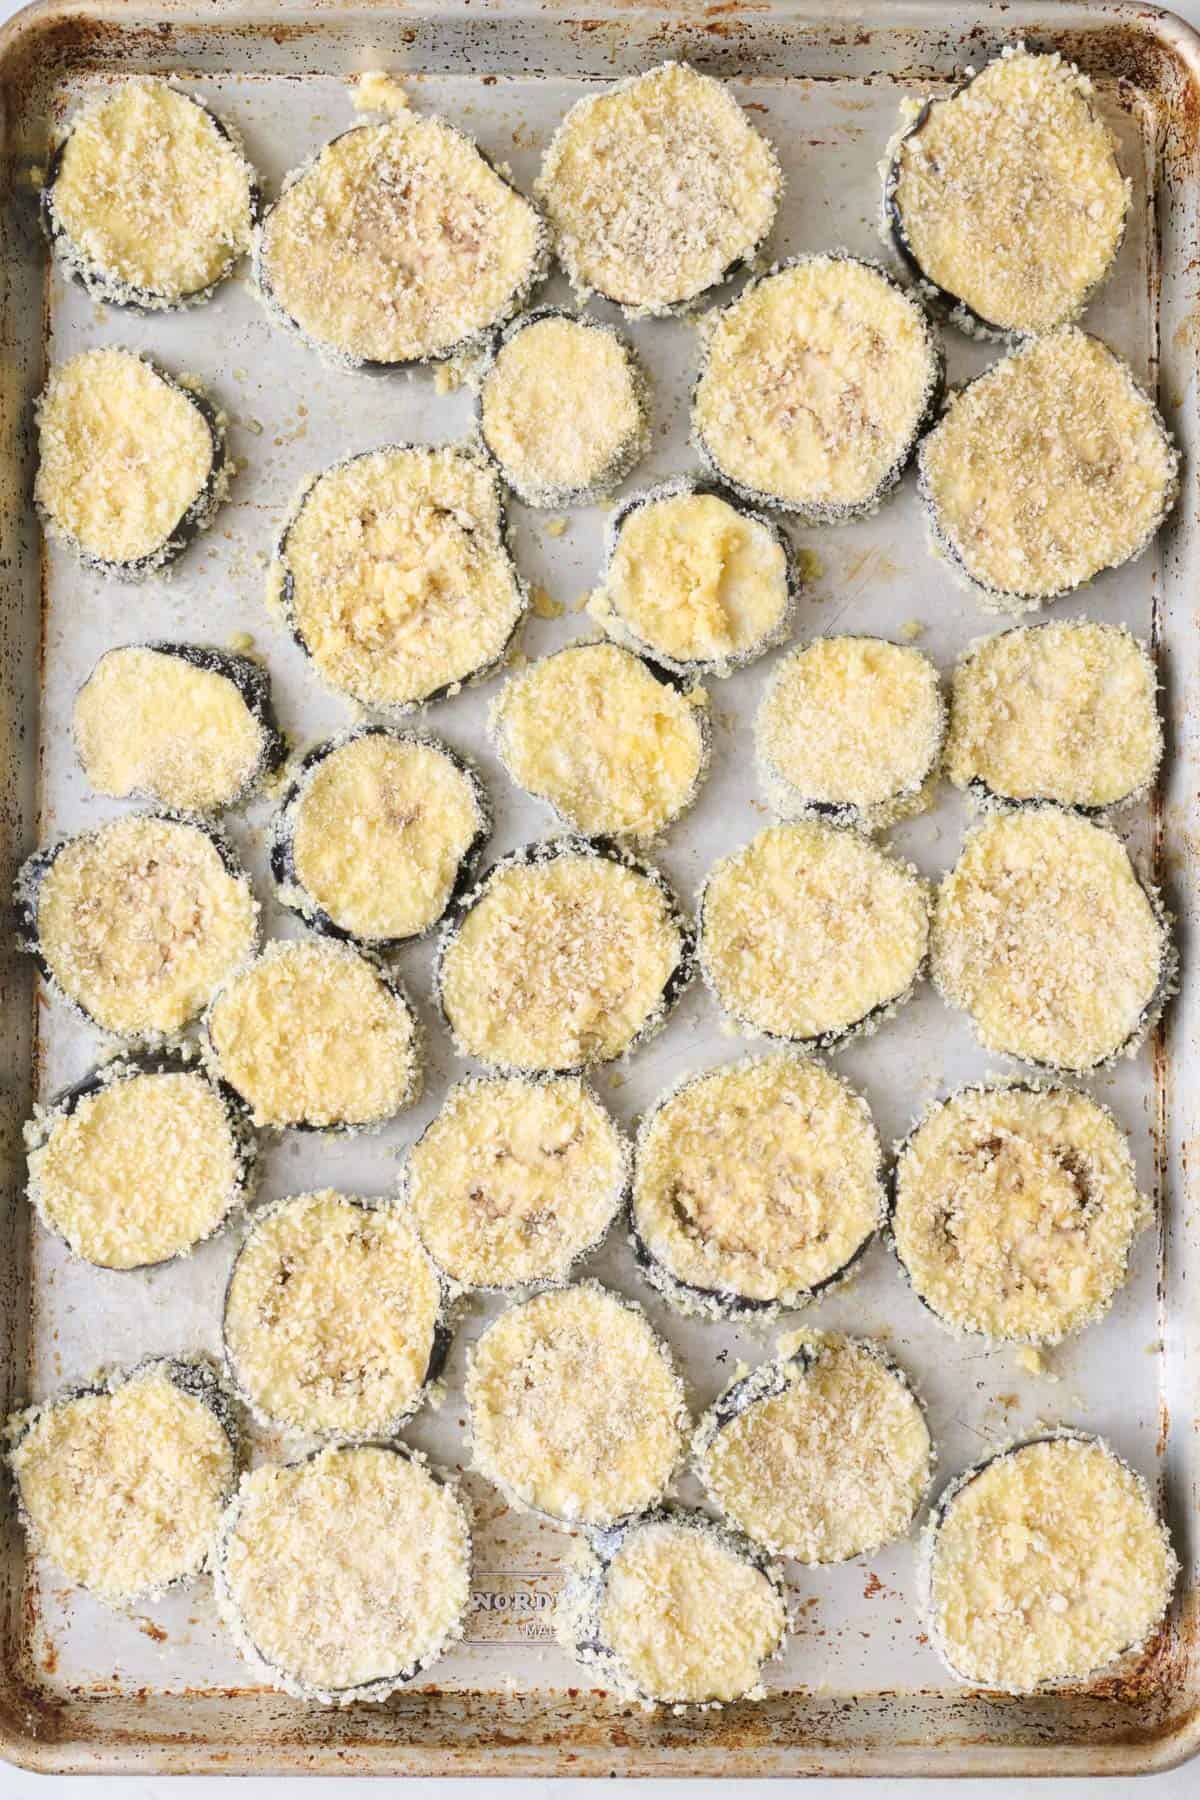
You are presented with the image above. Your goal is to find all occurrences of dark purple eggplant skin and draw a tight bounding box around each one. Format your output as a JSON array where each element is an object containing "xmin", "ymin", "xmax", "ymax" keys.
[
  {"xmin": 271, "ymin": 727, "xmax": 491, "ymax": 950},
  {"xmin": 41, "ymin": 98, "xmax": 260, "ymax": 312},
  {"xmin": 434, "ymin": 835, "xmax": 695, "ymax": 1074}
]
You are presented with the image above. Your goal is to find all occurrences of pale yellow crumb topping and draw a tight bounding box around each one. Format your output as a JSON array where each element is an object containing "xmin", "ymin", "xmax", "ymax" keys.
[
  {"xmin": 34, "ymin": 815, "xmax": 257, "ymax": 1037},
  {"xmin": 946, "ymin": 621, "xmax": 1161, "ymax": 808},
  {"xmin": 260, "ymin": 116, "xmax": 542, "ymax": 363},
  {"xmin": 406, "ymin": 1075, "xmax": 626, "ymax": 1288},
  {"xmin": 224, "ymin": 1190, "xmax": 441, "ymax": 1437},
  {"xmin": 929, "ymin": 1437, "xmax": 1175, "ymax": 1689},
  {"xmin": 74, "ymin": 646, "xmax": 265, "ymax": 812},
  {"xmin": 13, "ymin": 1369, "xmax": 233, "ymax": 1601},
  {"xmin": 694, "ymin": 258, "xmax": 936, "ymax": 510},
  {"xmin": 491, "ymin": 644, "xmax": 706, "ymax": 840},
  {"xmin": 893, "ymin": 50, "xmax": 1129, "ymax": 336},
  {"xmin": 893, "ymin": 1085, "xmax": 1148, "ymax": 1343},
  {"xmin": 37, "ymin": 348, "xmax": 215, "ymax": 566},
  {"xmin": 440, "ymin": 852, "xmax": 685, "ymax": 1071},
  {"xmin": 598, "ymin": 1520, "xmax": 785, "ymax": 1703},
  {"xmin": 634, "ymin": 1055, "xmax": 882, "ymax": 1304},
  {"xmin": 699, "ymin": 1334, "xmax": 931, "ymax": 1563},
  {"xmin": 596, "ymin": 490, "xmax": 789, "ymax": 669},
  {"xmin": 480, "ymin": 317, "xmax": 645, "ymax": 500},
  {"xmin": 920, "ymin": 328, "xmax": 1176, "ymax": 603},
  {"xmin": 757, "ymin": 636, "xmax": 943, "ymax": 824},
  {"xmin": 467, "ymin": 1283, "xmax": 687, "ymax": 1525},
  {"xmin": 51, "ymin": 79, "xmax": 253, "ymax": 301},
  {"xmin": 700, "ymin": 822, "xmax": 928, "ymax": 1042},
  {"xmin": 932, "ymin": 809, "xmax": 1165, "ymax": 1070},
  {"xmin": 207, "ymin": 940, "xmax": 419, "ymax": 1129},
  {"xmin": 276, "ymin": 445, "xmax": 524, "ymax": 710},
  {"xmin": 536, "ymin": 62, "xmax": 780, "ymax": 313},
  {"xmin": 288, "ymin": 734, "xmax": 483, "ymax": 940},
  {"xmin": 30, "ymin": 1070, "xmax": 240, "ymax": 1268},
  {"xmin": 219, "ymin": 1446, "xmax": 470, "ymax": 1695}
]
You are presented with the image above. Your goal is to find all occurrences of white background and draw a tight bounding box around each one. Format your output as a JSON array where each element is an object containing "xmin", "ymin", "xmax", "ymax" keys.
[{"xmin": 1, "ymin": 0, "xmax": 1198, "ymax": 1791}]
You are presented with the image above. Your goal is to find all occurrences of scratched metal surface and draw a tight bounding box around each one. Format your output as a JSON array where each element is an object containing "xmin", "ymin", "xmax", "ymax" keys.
[{"xmin": 0, "ymin": 0, "xmax": 1196, "ymax": 1776}]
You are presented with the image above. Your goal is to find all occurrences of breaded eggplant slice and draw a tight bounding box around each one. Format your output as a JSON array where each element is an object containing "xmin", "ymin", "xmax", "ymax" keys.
[
  {"xmin": 931, "ymin": 808, "xmax": 1173, "ymax": 1072},
  {"xmin": 215, "ymin": 1444, "xmax": 471, "ymax": 1705},
  {"xmin": 466, "ymin": 1280, "xmax": 688, "ymax": 1528},
  {"xmin": 631, "ymin": 1054, "xmax": 884, "ymax": 1319},
  {"xmin": 269, "ymin": 443, "xmax": 527, "ymax": 714},
  {"xmin": 401, "ymin": 1073, "xmax": 628, "ymax": 1292},
  {"xmin": 437, "ymin": 838, "xmax": 692, "ymax": 1074},
  {"xmin": 918, "ymin": 328, "xmax": 1179, "ymax": 611},
  {"xmin": 694, "ymin": 1331, "xmax": 933, "ymax": 1565},
  {"xmin": 698, "ymin": 821, "xmax": 929, "ymax": 1048},
  {"xmin": 591, "ymin": 478, "xmax": 796, "ymax": 678},
  {"xmin": 272, "ymin": 728, "xmax": 490, "ymax": 948},
  {"xmin": 223, "ymin": 1190, "xmax": 448, "ymax": 1440},
  {"xmin": 74, "ymin": 642, "xmax": 283, "ymax": 815},
  {"xmin": 920, "ymin": 1432, "xmax": 1176, "ymax": 1693},
  {"xmin": 16, "ymin": 812, "xmax": 258, "ymax": 1041},
  {"xmin": 946, "ymin": 620, "xmax": 1161, "ymax": 812},
  {"xmin": 478, "ymin": 309, "xmax": 650, "ymax": 506},
  {"xmin": 891, "ymin": 1082, "xmax": 1149, "ymax": 1345},
  {"xmin": 557, "ymin": 1506, "xmax": 786, "ymax": 1708},
  {"xmin": 886, "ymin": 48, "xmax": 1129, "ymax": 340},
  {"xmin": 25, "ymin": 1048, "xmax": 256, "ymax": 1271},
  {"xmin": 490, "ymin": 643, "xmax": 709, "ymax": 843},
  {"xmin": 9, "ymin": 1356, "xmax": 239, "ymax": 1605},
  {"xmin": 255, "ymin": 114, "xmax": 546, "ymax": 368},
  {"xmin": 43, "ymin": 78, "xmax": 257, "ymax": 310},
  {"xmin": 693, "ymin": 255, "xmax": 942, "ymax": 519},
  {"xmin": 205, "ymin": 938, "xmax": 421, "ymax": 1133},
  {"xmin": 35, "ymin": 348, "xmax": 231, "ymax": 579},
  {"xmin": 536, "ymin": 61, "xmax": 781, "ymax": 317},
  {"xmin": 756, "ymin": 636, "xmax": 944, "ymax": 831}
]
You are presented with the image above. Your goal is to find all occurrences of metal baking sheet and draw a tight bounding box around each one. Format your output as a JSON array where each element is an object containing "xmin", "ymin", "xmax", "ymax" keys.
[{"xmin": 0, "ymin": 0, "xmax": 1197, "ymax": 1777}]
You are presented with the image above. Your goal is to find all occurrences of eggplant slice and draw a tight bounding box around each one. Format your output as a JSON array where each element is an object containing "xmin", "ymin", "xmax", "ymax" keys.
[
  {"xmin": 891, "ymin": 1082, "xmax": 1149, "ymax": 1345},
  {"xmin": 931, "ymin": 808, "xmax": 1173, "ymax": 1072},
  {"xmin": 35, "ymin": 348, "xmax": 232, "ymax": 579},
  {"xmin": 489, "ymin": 643, "xmax": 709, "ymax": 843},
  {"xmin": 477, "ymin": 309, "xmax": 650, "ymax": 506},
  {"xmin": 271, "ymin": 728, "xmax": 490, "ymax": 948},
  {"xmin": 401, "ymin": 1073, "xmax": 628, "ymax": 1292},
  {"xmin": 918, "ymin": 328, "xmax": 1179, "ymax": 612},
  {"xmin": 255, "ymin": 114, "xmax": 546, "ymax": 368},
  {"xmin": 591, "ymin": 477, "xmax": 797, "ymax": 679},
  {"xmin": 15, "ymin": 811, "xmax": 258, "ymax": 1041},
  {"xmin": 920, "ymin": 1432, "xmax": 1176, "ymax": 1693},
  {"xmin": 698, "ymin": 821, "xmax": 929, "ymax": 1048},
  {"xmin": 269, "ymin": 442, "xmax": 527, "ymax": 714},
  {"xmin": 631, "ymin": 1053, "xmax": 884, "ymax": 1319},
  {"xmin": 557, "ymin": 1506, "xmax": 787, "ymax": 1707},
  {"xmin": 215, "ymin": 1443, "xmax": 471, "ymax": 1705},
  {"xmin": 43, "ymin": 77, "xmax": 257, "ymax": 310},
  {"xmin": 692, "ymin": 254, "xmax": 942, "ymax": 519},
  {"xmin": 74, "ymin": 642, "xmax": 284, "ymax": 814},
  {"xmin": 756, "ymin": 635, "xmax": 944, "ymax": 831},
  {"xmin": 222, "ymin": 1190, "xmax": 448, "ymax": 1440},
  {"xmin": 205, "ymin": 938, "xmax": 421, "ymax": 1133},
  {"xmin": 436, "ymin": 837, "xmax": 692, "ymax": 1074},
  {"xmin": 885, "ymin": 48, "xmax": 1129, "ymax": 340},
  {"xmin": 25, "ymin": 1047, "xmax": 257, "ymax": 1271},
  {"xmin": 9, "ymin": 1356, "xmax": 239, "ymax": 1605},
  {"xmin": 536, "ymin": 61, "xmax": 781, "ymax": 317},
  {"xmin": 945, "ymin": 620, "xmax": 1162, "ymax": 812},
  {"xmin": 465, "ymin": 1280, "xmax": 688, "ymax": 1528},
  {"xmin": 694, "ymin": 1331, "xmax": 933, "ymax": 1565}
]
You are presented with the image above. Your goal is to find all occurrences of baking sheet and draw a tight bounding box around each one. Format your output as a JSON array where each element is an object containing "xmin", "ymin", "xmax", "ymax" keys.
[{"xmin": 0, "ymin": 0, "xmax": 1197, "ymax": 1776}]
